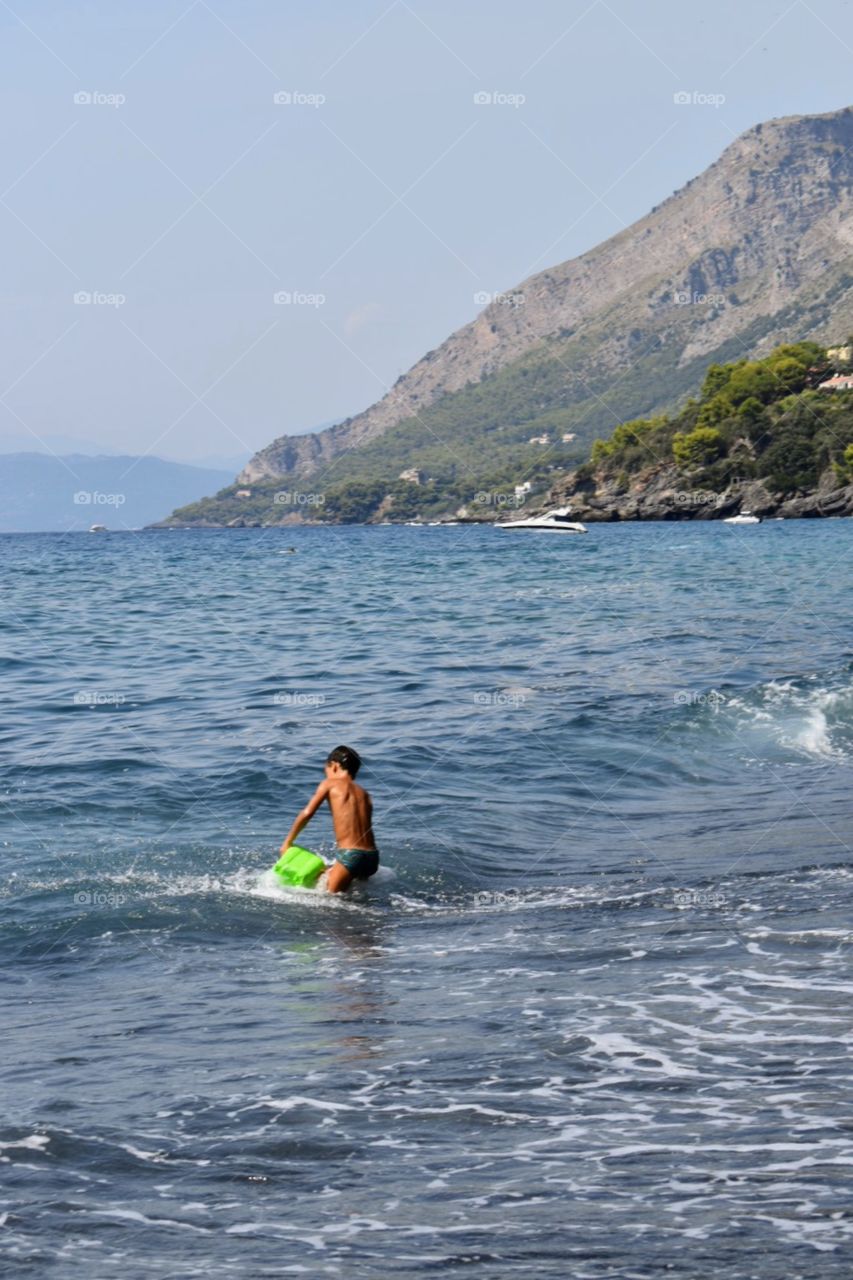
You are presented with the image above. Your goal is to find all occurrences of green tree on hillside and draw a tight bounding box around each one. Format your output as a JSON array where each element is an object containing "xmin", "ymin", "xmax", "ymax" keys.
[
  {"xmin": 761, "ymin": 433, "xmax": 818, "ymax": 492},
  {"xmin": 581, "ymin": 338, "xmax": 853, "ymax": 501},
  {"xmin": 672, "ymin": 426, "xmax": 725, "ymax": 468}
]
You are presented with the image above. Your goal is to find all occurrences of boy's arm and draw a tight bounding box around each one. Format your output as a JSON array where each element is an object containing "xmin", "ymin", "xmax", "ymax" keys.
[{"xmin": 281, "ymin": 780, "xmax": 330, "ymax": 852}]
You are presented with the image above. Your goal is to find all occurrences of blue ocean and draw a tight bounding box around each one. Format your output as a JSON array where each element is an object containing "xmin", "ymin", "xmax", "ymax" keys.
[{"xmin": 3, "ymin": 522, "xmax": 852, "ymax": 1278}]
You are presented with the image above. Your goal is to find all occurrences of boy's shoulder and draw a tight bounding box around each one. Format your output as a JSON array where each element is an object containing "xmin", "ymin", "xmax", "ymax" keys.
[
  {"xmin": 328, "ymin": 775, "xmax": 359, "ymax": 795},
  {"xmin": 332, "ymin": 776, "xmax": 369, "ymax": 800}
]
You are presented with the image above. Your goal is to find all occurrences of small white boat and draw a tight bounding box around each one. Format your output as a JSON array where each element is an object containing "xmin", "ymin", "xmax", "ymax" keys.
[
  {"xmin": 88, "ymin": 524, "xmax": 107, "ymax": 533},
  {"xmin": 498, "ymin": 506, "xmax": 587, "ymax": 533},
  {"xmin": 722, "ymin": 511, "xmax": 761, "ymax": 525}
]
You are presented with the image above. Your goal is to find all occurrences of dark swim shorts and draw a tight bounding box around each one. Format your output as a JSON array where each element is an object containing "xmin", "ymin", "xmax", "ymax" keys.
[{"xmin": 334, "ymin": 848, "xmax": 380, "ymax": 879}]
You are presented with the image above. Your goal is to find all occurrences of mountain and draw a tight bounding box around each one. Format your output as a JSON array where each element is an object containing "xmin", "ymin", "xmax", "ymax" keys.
[
  {"xmin": 162, "ymin": 105, "xmax": 853, "ymax": 526},
  {"xmin": 164, "ymin": 451, "xmax": 253, "ymax": 474},
  {"xmin": 0, "ymin": 454, "xmax": 234, "ymax": 532},
  {"xmin": 0, "ymin": 432, "xmax": 125, "ymax": 457},
  {"xmin": 0, "ymin": 434, "xmax": 254, "ymax": 476}
]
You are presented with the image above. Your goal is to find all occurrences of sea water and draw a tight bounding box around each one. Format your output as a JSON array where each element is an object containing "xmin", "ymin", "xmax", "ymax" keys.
[{"xmin": 2, "ymin": 521, "xmax": 852, "ymax": 1278}]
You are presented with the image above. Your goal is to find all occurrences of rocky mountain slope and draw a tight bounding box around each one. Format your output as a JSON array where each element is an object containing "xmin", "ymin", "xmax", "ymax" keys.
[{"xmin": 163, "ymin": 105, "xmax": 853, "ymax": 526}]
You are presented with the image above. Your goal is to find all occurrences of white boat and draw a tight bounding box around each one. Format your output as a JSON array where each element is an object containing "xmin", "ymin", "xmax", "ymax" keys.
[
  {"xmin": 722, "ymin": 511, "xmax": 761, "ymax": 525},
  {"xmin": 498, "ymin": 506, "xmax": 587, "ymax": 534},
  {"xmin": 88, "ymin": 524, "xmax": 107, "ymax": 533}
]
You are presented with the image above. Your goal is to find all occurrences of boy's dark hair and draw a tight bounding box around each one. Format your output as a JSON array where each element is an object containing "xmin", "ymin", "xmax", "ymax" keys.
[{"xmin": 326, "ymin": 745, "xmax": 362, "ymax": 777}]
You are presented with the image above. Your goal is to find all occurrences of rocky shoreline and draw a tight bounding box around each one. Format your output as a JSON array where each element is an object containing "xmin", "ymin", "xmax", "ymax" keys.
[
  {"xmin": 530, "ymin": 463, "xmax": 853, "ymax": 523},
  {"xmin": 151, "ymin": 464, "xmax": 853, "ymax": 528}
]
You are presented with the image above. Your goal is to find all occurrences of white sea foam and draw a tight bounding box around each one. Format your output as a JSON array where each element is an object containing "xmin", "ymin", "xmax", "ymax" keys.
[
  {"xmin": 96, "ymin": 1208, "xmax": 210, "ymax": 1233},
  {"xmin": 578, "ymin": 1031, "xmax": 700, "ymax": 1078},
  {"xmin": 722, "ymin": 677, "xmax": 853, "ymax": 762},
  {"xmin": 119, "ymin": 1143, "xmax": 170, "ymax": 1163},
  {"xmin": 0, "ymin": 1133, "xmax": 50, "ymax": 1153},
  {"xmin": 250, "ymin": 1095, "xmax": 355, "ymax": 1114}
]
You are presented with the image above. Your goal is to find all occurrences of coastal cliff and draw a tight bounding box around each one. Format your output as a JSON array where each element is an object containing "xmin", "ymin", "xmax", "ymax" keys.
[
  {"xmin": 536, "ymin": 463, "xmax": 853, "ymax": 523},
  {"xmin": 528, "ymin": 339, "xmax": 853, "ymax": 522}
]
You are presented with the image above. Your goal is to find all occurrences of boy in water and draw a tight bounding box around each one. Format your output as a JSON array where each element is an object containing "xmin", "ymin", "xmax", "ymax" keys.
[{"xmin": 281, "ymin": 746, "xmax": 379, "ymax": 893}]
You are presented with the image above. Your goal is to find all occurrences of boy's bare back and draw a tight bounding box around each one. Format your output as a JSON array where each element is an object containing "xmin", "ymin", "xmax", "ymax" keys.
[{"xmin": 325, "ymin": 774, "xmax": 376, "ymax": 851}]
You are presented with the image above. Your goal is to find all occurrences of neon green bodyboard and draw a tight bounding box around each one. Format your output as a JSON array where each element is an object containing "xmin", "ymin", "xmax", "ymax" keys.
[{"xmin": 273, "ymin": 845, "xmax": 326, "ymax": 888}]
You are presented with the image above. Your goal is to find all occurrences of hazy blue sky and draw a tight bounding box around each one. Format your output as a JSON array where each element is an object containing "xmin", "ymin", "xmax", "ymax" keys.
[{"xmin": 1, "ymin": 0, "xmax": 850, "ymax": 465}]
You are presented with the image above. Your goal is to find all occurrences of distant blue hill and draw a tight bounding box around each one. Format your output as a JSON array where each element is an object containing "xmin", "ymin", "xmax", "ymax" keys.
[{"xmin": 0, "ymin": 453, "xmax": 234, "ymax": 532}]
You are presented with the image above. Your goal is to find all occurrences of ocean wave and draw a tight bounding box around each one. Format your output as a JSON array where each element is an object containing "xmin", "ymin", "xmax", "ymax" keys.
[{"xmin": 675, "ymin": 670, "xmax": 853, "ymax": 764}]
